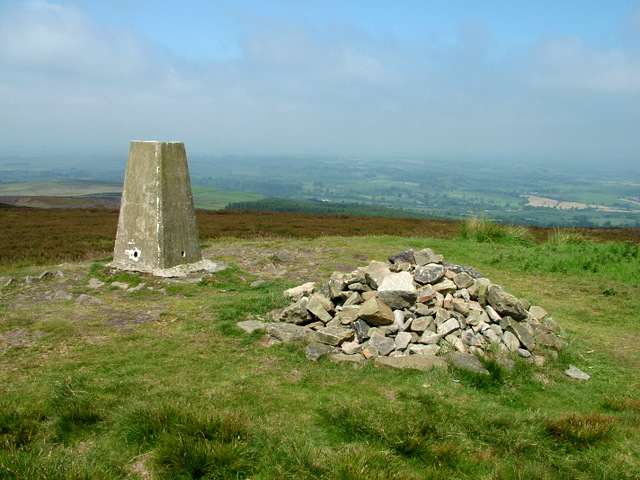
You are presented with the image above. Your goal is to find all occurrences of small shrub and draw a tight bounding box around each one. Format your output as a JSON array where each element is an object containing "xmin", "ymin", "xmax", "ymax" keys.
[{"xmin": 545, "ymin": 413, "xmax": 615, "ymax": 447}]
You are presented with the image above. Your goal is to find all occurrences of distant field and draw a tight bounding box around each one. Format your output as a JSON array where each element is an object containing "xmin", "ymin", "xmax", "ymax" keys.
[
  {"xmin": 0, "ymin": 180, "xmax": 265, "ymax": 211},
  {"xmin": 191, "ymin": 185, "xmax": 264, "ymax": 209},
  {"xmin": 0, "ymin": 179, "xmax": 122, "ymax": 196}
]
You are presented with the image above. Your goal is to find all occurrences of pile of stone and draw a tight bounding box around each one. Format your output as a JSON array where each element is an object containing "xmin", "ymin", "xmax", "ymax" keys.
[{"xmin": 265, "ymin": 248, "xmax": 565, "ymax": 368}]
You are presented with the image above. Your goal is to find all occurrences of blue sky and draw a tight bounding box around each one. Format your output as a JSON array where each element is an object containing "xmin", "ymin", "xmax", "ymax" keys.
[{"xmin": 1, "ymin": 0, "xmax": 639, "ymax": 167}]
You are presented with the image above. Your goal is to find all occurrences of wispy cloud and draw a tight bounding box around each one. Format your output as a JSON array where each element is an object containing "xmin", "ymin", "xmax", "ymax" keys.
[{"xmin": 0, "ymin": 0, "xmax": 638, "ymax": 165}]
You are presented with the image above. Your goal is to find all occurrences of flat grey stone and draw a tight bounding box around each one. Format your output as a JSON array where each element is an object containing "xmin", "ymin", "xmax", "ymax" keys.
[
  {"xmin": 369, "ymin": 331, "xmax": 396, "ymax": 356},
  {"xmin": 414, "ymin": 248, "xmax": 444, "ymax": 265},
  {"xmin": 359, "ymin": 297, "xmax": 394, "ymax": 326},
  {"xmin": 375, "ymin": 354, "xmax": 448, "ymax": 372},
  {"xmin": 364, "ymin": 261, "xmax": 392, "ymax": 289},
  {"xmin": 395, "ymin": 331, "xmax": 413, "ymax": 350},
  {"xmin": 237, "ymin": 320, "xmax": 267, "ymax": 333},
  {"xmin": 283, "ymin": 282, "xmax": 316, "ymax": 300},
  {"xmin": 76, "ymin": 294, "xmax": 104, "ymax": 306},
  {"xmin": 565, "ymin": 364, "xmax": 591, "ymax": 380},
  {"xmin": 414, "ymin": 264, "xmax": 446, "ymax": 285},
  {"xmin": 378, "ymin": 272, "xmax": 417, "ymax": 309},
  {"xmin": 487, "ymin": 285, "xmax": 528, "ymax": 320},
  {"xmin": 88, "ymin": 278, "xmax": 105, "ymax": 289},
  {"xmin": 436, "ymin": 317, "xmax": 460, "ymax": 336},
  {"xmin": 329, "ymin": 353, "xmax": 366, "ymax": 364},
  {"xmin": 266, "ymin": 323, "xmax": 312, "ymax": 343},
  {"xmin": 306, "ymin": 342, "xmax": 338, "ymax": 361},
  {"xmin": 314, "ymin": 327, "xmax": 355, "ymax": 346},
  {"xmin": 447, "ymin": 353, "xmax": 490, "ymax": 375}
]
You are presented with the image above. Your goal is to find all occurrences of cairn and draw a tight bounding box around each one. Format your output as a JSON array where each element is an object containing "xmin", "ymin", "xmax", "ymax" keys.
[{"xmin": 265, "ymin": 248, "xmax": 565, "ymax": 368}]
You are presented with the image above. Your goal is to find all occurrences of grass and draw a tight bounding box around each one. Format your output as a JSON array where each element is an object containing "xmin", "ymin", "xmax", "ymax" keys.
[
  {"xmin": 459, "ymin": 215, "xmax": 534, "ymax": 245},
  {"xmin": 1, "ymin": 214, "xmax": 639, "ymax": 478}
]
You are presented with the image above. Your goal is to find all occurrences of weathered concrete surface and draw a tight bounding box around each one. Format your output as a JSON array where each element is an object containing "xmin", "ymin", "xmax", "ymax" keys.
[{"xmin": 112, "ymin": 141, "xmax": 202, "ymax": 273}]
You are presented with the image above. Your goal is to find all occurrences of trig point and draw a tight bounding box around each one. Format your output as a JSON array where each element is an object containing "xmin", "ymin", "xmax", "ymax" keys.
[{"xmin": 112, "ymin": 141, "xmax": 202, "ymax": 273}]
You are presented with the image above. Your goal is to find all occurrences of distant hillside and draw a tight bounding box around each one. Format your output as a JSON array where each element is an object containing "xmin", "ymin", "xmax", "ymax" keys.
[
  {"xmin": 0, "ymin": 180, "xmax": 265, "ymax": 210},
  {"xmin": 0, "ymin": 179, "xmax": 122, "ymax": 197},
  {"xmin": 225, "ymin": 196, "xmax": 436, "ymax": 219}
]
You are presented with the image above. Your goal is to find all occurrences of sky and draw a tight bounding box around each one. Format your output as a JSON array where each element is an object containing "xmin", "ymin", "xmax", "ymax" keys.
[{"xmin": 1, "ymin": 0, "xmax": 639, "ymax": 168}]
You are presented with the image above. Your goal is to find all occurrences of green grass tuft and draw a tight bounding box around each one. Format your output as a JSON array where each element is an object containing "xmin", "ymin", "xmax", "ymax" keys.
[
  {"xmin": 545, "ymin": 413, "xmax": 616, "ymax": 447},
  {"xmin": 459, "ymin": 216, "xmax": 533, "ymax": 245}
]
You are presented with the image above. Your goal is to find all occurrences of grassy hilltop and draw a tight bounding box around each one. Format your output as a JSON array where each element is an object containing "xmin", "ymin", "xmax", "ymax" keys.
[{"xmin": 0, "ymin": 207, "xmax": 639, "ymax": 478}]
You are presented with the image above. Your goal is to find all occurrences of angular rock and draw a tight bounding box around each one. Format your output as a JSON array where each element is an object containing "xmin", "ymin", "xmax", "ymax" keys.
[
  {"xmin": 502, "ymin": 331, "xmax": 520, "ymax": 351},
  {"xmin": 414, "ymin": 264, "xmax": 446, "ymax": 285},
  {"xmin": 364, "ymin": 261, "xmax": 392, "ymax": 289},
  {"xmin": 419, "ymin": 331, "xmax": 441, "ymax": 345},
  {"xmin": 341, "ymin": 340, "xmax": 364, "ymax": 355},
  {"xmin": 359, "ymin": 297, "xmax": 394, "ymax": 326},
  {"xmin": 417, "ymin": 288, "xmax": 437, "ymax": 303},
  {"xmin": 369, "ymin": 332, "xmax": 396, "ymax": 356},
  {"xmin": 468, "ymin": 277, "xmax": 491, "ymax": 304},
  {"xmin": 436, "ymin": 317, "xmax": 460, "ymax": 336},
  {"xmin": 283, "ymin": 282, "xmax": 315, "ymax": 300},
  {"xmin": 362, "ymin": 344, "xmax": 379, "ymax": 359},
  {"xmin": 237, "ymin": 320, "xmax": 267, "ymax": 333},
  {"xmin": 277, "ymin": 297, "xmax": 312, "ymax": 324},
  {"xmin": 483, "ymin": 328, "xmax": 502, "ymax": 344},
  {"xmin": 506, "ymin": 322, "xmax": 536, "ymax": 352},
  {"xmin": 327, "ymin": 273, "xmax": 346, "ymax": 299},
  {"xmin": 484, "ymin": 305, "xmax": 502, "ymax": 322},
  {"xmin": 306, "ymin": 293, "xmax": 333, "ymax": 323},
  {"xmin": 351, "ymin": 318, "xmax": 371, "ymax": 342},
  {"xmin": 414, "ymin": 248, "xmax": 444, "ymax": 265},
  {"xmin": 375, "ymin": 354, "xmax": 448, "ymax": 372},
  {"xmin": 314, "ymin": 327, "xmax": 355, "ymax": 346},
  {"xmin": 470, "ymin": 311, "xmax": 492, "ymax": 329},
  {"xmin": 306, "ymin": 342, "xmax": 338, "ymax": 361},
  {"xmin": 76, "ymin": 294, "xmax": 104, "ymax": 306},
  {"xmin": 461, "ymin": 330, "xmax": 485, "ymax": 347},
  {"xmin": 451, "ymin": 298, "xmax": 470, "ymax": 316},
  {"xmin": 447, "ymin": 353, "xmax": 489, "ymax": 374},
  {"xmin": 564, "ymin": 364, "xmax": 591, "ymax": 380},
  {"xmin": 343, "ymin": 291, "xmax": 362, "ymax": 307},
  {"xmin": 266, "ymin": 323, "xmax": 312, "ymax": 343},
  {"xmin": 335, "ymin": 305, "xmax": 361, "ymax": 325},
  {"xmin": 395, "ymin": 331, "xmax": 413, "ymax": 350},
  {"xmin": 431, "ymin": 279, "xmax": 457, "ymax": 294},
  {"xmin": 329, "ymin": 353, "xmax": 365, "ymax": 364},
  {"xmin": 53, "ymin": 290, "xmax": 73, "ymax": 301},
  {"xmin": 487, "ymin": 285, "xmax": 527, "ymax": 321},
  {"xmin": 445, "ymin": 263, "xmax": 484, "ymax": 279},
  {"xmin": 453, "ymin": 272, "xmax": 474, "ymax": 289},
  {"xmin": 536, "ymin": 332, "xmax": 564, "ymax": 350},
  {"xmin": 445, "ymin": 334, "xmax": 467, "ymax": 353},
  {"xmin": 378, "ymin": 272, "xmax": 417, "ymax": 309},
  {"xmin": 388, "ymin": 249, "xmax": 416, "ymax": 265},
  {"xmin": 410, "ymin": 316, "xmax": 433, "ymax": 332},
  {"xmin": 408, "ymin": 344, "xmax": 441, "ymax": 356},
  {"xmin": 88, "ymin": 278, "xmax": 105, "ymax": 289}
]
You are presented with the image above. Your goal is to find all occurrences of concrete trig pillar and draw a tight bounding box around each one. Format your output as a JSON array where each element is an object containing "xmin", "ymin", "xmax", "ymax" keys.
[{"xmin": 112, "ymin": 141, "xmax": 202, "ymax": 273}]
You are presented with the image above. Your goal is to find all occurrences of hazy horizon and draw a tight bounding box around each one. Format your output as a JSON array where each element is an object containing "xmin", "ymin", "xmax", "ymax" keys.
[{"xmin": 1, "ymin": 1, "xmax": 639, "ymax": 170}]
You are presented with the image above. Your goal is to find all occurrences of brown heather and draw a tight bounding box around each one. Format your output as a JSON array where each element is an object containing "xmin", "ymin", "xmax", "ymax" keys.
[{"xmin": 1, "ymin": 204, "xmax": 639, "ymax": 269}]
